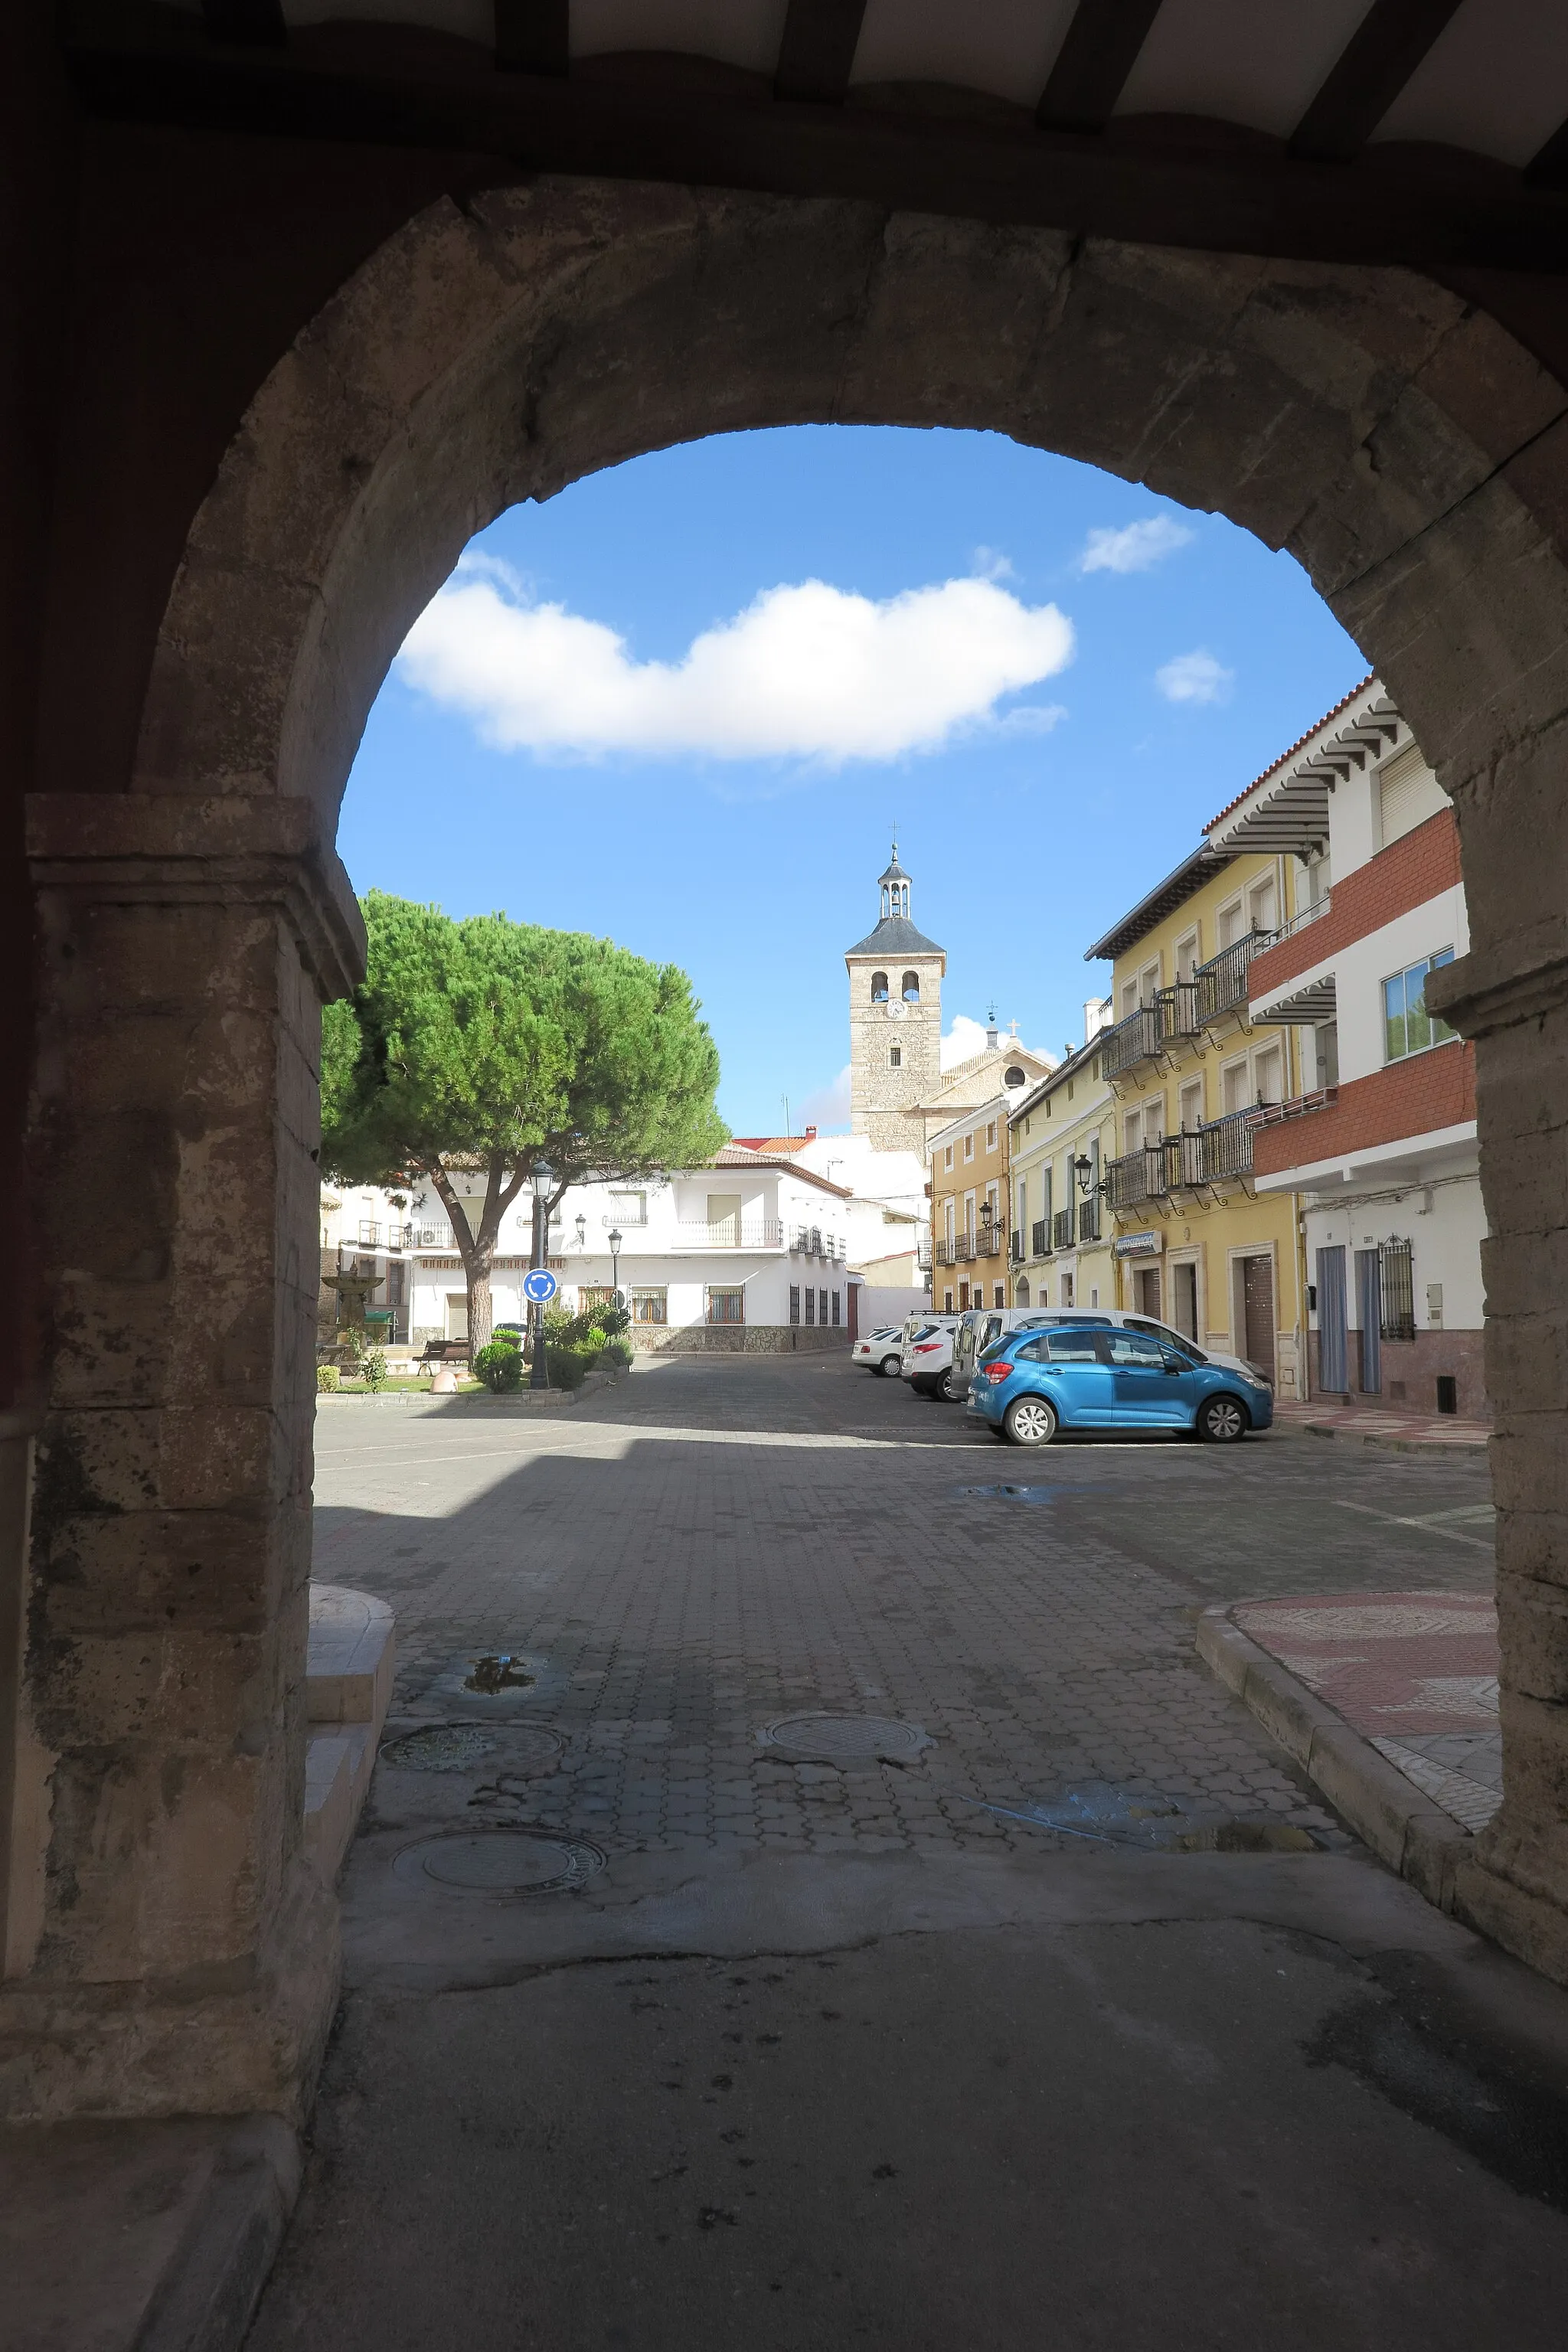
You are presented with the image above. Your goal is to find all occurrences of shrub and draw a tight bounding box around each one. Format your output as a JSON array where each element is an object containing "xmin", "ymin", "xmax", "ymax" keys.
[
  {"xmin": 600, "ymin": 1335, "xmax": 633, "ymax": 1368},
  {"xmin": 597, "ymin": 1304, "xmax": 631, "ymax": 1338},
  {"xmin": 316, "ymin": 1363, "xmax": 340, "ymax": 1393},
  {"xmin": 472, "ymin": 1339, "xmax": 525, "ymax": 1393},
  {"xmin": 362, "ymin": 1348, "xmax": 387, "ymax": 1393},
  {"xmin": 338, "ymin": 1323, "xmax": 366, "ymax": 1366},
  {"xmin": 549, "ymin": 1345, "xmax": 591, "ymax": 1391}
]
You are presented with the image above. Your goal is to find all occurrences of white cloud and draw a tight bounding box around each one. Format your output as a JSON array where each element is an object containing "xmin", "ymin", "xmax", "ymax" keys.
[
  {"xmin": 397, "ymin": 570, "xmax": 1075, "ymax": 764},
  {"xmin": 1155, "ymin": 648, "xmax": 1234, "ymax": 706},
  {"xmin": 1080, "ymin": 516, "xmax": 1195, "ymax": 575},
  {"xmin": 798, "ymin": 1065, "xmax": 852, "ymax": 1129},
  {"xmin": 971, "ymin": 546, "xmax": 1017, "ymax": 582},
  {"xmin": 941, "ymin": 1014, "xmax": 993, "ymax": 1071}
]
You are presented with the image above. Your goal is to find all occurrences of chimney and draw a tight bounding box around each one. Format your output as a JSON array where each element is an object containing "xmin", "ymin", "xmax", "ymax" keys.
[{"xmin": 805, "ymin": 1125, "xmax": 818, "ymax": 1142}]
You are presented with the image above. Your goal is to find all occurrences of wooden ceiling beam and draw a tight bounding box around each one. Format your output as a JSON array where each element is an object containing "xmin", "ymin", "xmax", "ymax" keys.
[
  {"xmin": 1289, "ymin": 0, "xmax": 1465, "ymax": 164},
  {"xmin": 495, "ymin": 0, "xmax": 568, "ymax": 77},
  {"xmin": 1035, "ymin": 0, "xmax": 1164, "ymax": 136},
  {"xmin": 201, "ymin": 0, "xmax": 285, "ymax": 46},
  {"xmin": 60, "ymin": 24, "xmax": 1568, "ymax": 276},
  {"xmin": 775, "ymin": 0, "xmax": 867, "ymax": 106}
]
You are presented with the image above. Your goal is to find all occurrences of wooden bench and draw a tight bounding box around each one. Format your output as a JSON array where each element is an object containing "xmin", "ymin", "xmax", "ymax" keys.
[{"xmin": 415, "ymin": 1339, "xmax": 469, "ymax": 1373}]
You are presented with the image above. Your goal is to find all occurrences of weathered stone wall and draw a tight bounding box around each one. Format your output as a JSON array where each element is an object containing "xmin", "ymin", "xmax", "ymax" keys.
[
  {"xmin": 11, "ymin": 168, "xmax": 1568, "ymax": 2122},
  {"xmin": 635, "ymin": 1325, "xmax": 844, "ymax": 1354}
]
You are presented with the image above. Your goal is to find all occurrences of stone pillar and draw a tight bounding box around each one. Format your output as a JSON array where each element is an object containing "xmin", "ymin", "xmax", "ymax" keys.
[
  {"xmin": 0, "ymin": 795, "xmax": 364, "ymax": 2120},
  {"xmin": 1429, "ymin": 936, "xmax": 1568, "ymax": 1984}
]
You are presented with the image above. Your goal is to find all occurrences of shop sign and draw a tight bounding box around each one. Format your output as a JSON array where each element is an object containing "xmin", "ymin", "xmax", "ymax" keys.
[{"xmin": 1113, "ymin": 1230, "xmax": 1163, "ymax": 1259}]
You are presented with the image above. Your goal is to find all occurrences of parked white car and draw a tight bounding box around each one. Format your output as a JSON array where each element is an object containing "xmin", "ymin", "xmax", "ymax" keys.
[
  {"xmin": 852, "ymin": 1325, "xmax": 906, "ymax": 1376},
  {"xmin": 900, "ymin": 1314, "xmax": 962, "ymax": 1400}
]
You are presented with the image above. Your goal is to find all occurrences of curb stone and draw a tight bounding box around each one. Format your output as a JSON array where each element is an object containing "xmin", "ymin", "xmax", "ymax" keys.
[
  {"xmin": 1299, "ymin": 1421, "xmax": 1488, "ymax": 1457},
  {"xmin": 1194, "ymin": 1606, "xmax": 1469, "ymax": 1911},
  {"xmin": 315, "ymin": 1364, "xmax": 625, "ymax": 1411}
]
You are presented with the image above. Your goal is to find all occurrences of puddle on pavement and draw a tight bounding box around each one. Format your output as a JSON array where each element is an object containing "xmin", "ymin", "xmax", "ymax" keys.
[
  {"xmin": 380, "ymin": 1722, "xmax": 566, "ymax": 1775},
  {"xmin": 464, "ymin": 1653, "xmax": 534, "ymax": 1694},
  {"xmin": 883, "ymin": 1762, "xmax": 1334, "ymax": 1854},
  {"xmin": 952, "ymin": 1482, "xmax": 1124, "ymax": 1506}
]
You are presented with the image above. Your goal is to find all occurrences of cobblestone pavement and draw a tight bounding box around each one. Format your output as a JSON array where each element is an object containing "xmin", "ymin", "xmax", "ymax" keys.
[{"xmin": 315, "ymin": 1353, "xmax": 1497, "ymax": 1862}]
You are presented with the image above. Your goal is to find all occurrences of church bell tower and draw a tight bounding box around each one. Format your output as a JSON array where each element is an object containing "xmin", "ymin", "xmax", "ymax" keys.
[{"xmin": 844, "ymin": 844, "xmax": 946, "ymax": 1155}]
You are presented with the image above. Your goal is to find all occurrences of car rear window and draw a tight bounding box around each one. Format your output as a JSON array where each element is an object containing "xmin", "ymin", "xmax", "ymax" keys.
[{"xmin": 1018, "ymin": 1329, "xmax": 1100, "ymax": 1364}]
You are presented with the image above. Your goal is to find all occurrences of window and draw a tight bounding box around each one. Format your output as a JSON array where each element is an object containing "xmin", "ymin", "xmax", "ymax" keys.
[
  {"xmin": 1004, "ymin": 1064, "xmax": 1026, "ymax": 1086},
  {"xmin": 871, "ymin": 971, "xmax": 889, "ymax": 1002},
  {"xmin": 1179, "ymin": 1076, "xmax": 1204, "ymax": 1132},
  {"xmin": 1246, "ymin": 875, "xmax": 1278, "ymax": 936},
  {"xmin": 831, "ymin": 1290, "xmax": 841, "ymax": 1326},
  {"xmin": 1060, "ymin": 1272, "xmax": 1075, "ymax": 1306},
  {"xmin": 1221, "ymin": 1058, "xmax": 1250, "ymax": 1117},
  {"xmin": 805, "ymin": 1286, "xmax": 815, "ymax": 1323},
  {"xmin": 706, "ymin": 1288, "xmax": 745, "ymax": 1324},
  {"xmin": 943, "ymin": 1143, "xmax": 954, "ymax": 1171},
  {"xmin": 901, "ymin": 970, "xmax": 920, "ymax": 1003},
  {"xmin": 1104, "ymin": 1329, "xmax": 1166, "ymax": 1367},
  {"xmin": 994, "ymin": 1282, "xmax": 1005, "ymax": 1308},
  {"xmin": 1377, "ymin": 743, "xmax": 1446, "ymax": 847},
  {"xmin": 819, "ymin": 1288, "xmax": 828, "ymax": 1323},
  {"xmin": 889, "ymin": 1045, "xmax": 902, "ymax": 1068},
  {"xmin": 1253, "ymin": 1043, "xmax": 1282, "ymax": 1106},
  {"xmin": 631, "ymin": 1288, "xmax": 667, "ymax": 1324},
  {"xmin": 609, "ymin": 1189, "xmax": 647, "ymax": 1224},
  {"xmin": 789, "ymin": 1284, "xmax": 800, "ymax": 1325},
  {"xmin": 985, "ymin": 1120, "xmax": 998, "ymax": 1151},
  {"xmin": 1139, "ymin": 958, "xmax": 1161, "ymax": 1007},
  {"xmin": 963, "ymin": 1133, "xmax": 975, "ymax": 1161},
  {"xmin": 943, "ymin": 1289, "xmax": 954, "ymax": 1312},
  {"xmin": 1217, "ymin": 897, "xmax": 1244, "ymax": 949},
  {"xmin": 1380, "ymin": 1238, "xmax": 1416, "ymax": 1341},
  {"xmin": 1175, "ymin": 927, "xmax": 1200, "ymax": 982},
  {"xmin": 1384, "ymin": 950, "xmax": 1455, "ymax": 1062},
  {"xmin": 959, "ymin": 1282, "xmax": 969, "ymax": 1309}
]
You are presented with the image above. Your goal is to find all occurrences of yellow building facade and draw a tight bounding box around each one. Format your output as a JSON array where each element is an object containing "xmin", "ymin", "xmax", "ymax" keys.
[
  {"xmin": 1008, "ymin": 1037, "xmax": 1117, "ymax": 1315},
  {"xmin": 1086, "ymin": 845, "xmax": 1308, "ymax": 1395},
  {"xmin": 929, "ymin": 1094, "xmax": 1012, "ymax": 1315}
]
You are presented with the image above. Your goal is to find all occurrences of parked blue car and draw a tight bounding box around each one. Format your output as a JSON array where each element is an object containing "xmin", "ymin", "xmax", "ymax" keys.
[{"xmin": 967, "ymin": 1322, "xmax": 1272, "ymax": 1446}]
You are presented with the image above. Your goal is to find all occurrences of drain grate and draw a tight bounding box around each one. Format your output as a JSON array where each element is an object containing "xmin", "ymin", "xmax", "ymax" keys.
[
  {"xmin": 380, "ymin": 1723, "xmax": 565, "ymax": 1775},
  {"xmin": 759, "ymin": 1713, "xmax": 932, "ymax": 1765},
  {"xmin": 395, "ymin": 1828, "xmax": 605, "ymax": 1893}
]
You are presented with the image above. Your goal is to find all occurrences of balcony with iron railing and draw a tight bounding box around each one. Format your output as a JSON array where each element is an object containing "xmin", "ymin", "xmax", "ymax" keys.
[
  {"xmin": 1077, "ymin": 1194, "xmax": 1102, "ymax": 1243},
  {"xmin": 1031, "ymin": 1218, "xmax": 1048, "ymax": 1259},
  {"xmin": 1108, "ymin": 1109, "xmax": 1261, "ymax": 1210},
  {"xmin": 1192, "ymin": 931, "xmax": 1274, "ymax": 1025},
  {"xmin": 973, "ymin": 1220, "xmax": 1005, "ymax": 1258},
  {"xmin": 916, "ymin": 1235, "xmax": 933, "ymax": 1269},
  {"xmin": 1052, "ymin": 1207, "xmax": 1074, "ymax": 1251}
]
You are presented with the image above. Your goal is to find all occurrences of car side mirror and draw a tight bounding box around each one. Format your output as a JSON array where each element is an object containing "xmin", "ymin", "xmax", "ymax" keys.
[{"xmin": 1161, "ymin": 1348, "xmax": 1187, "ymax": 1373}]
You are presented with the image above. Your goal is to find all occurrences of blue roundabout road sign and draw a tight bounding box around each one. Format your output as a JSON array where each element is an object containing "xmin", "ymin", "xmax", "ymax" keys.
[{"xmin": 522, "ymin": 1268, "xmax": 558, "ymax": 1305}]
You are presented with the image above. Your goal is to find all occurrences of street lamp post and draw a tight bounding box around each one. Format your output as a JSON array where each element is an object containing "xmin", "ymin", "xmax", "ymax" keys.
[
  {"xmin": 608, "ymin": 1227, "xmax": 623, "ymax": 1310},
  {"xmin": 531, "ymin": 1157, "xmax": 554, "ymax": 1390}
]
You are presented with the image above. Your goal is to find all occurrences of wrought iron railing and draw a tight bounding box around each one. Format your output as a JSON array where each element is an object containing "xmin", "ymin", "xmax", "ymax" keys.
[
  {"xmin": 974, "ymin": 1222, "xmax": 1004, "ymax": 1258},
  {"xmin": 1194, "ymin": 931, "xmax": 1275, "ymax": 1024},
  {"xmin": 1031, "ymin": 1218, "xmax": 1048, "ymax": 1259},
  {"xmin": 1011, "ymin": 1232, "xmax": 1024, "ymax": 1263},
  {"xmin": 1105, "ymin": 1145, "xmax": 1169, "ymax": 1212},
  {"xmin": 1052, "ymin": 1207, "xmax": 1074, "ymax": 1251},
  {"xmin": 1100, "ymin": 1004, "xmax": 1162, "ymax": 1077},
  {"xmin": 1077, "ymin": 1194, "xmax": 1102, "ymax": 1243}
]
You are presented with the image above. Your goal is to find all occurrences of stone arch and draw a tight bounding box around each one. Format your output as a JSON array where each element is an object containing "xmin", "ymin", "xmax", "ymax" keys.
[
  {"xmin": 902, "ymin": 971, "xmax": 921, "ymax": 1003},
  {"xmin": 20, "ymin": 178, "xmax": 1568, "ymax": 2121},
  {"xmin": 871, "ymin": 970, "xmax": 890, "ymax": 1002}
]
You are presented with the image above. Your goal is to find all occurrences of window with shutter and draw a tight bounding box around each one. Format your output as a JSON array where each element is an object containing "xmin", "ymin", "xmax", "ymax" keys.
[{"xmin": 1377, "ymin": 743, "xmax": 1446, "ymax": 847}]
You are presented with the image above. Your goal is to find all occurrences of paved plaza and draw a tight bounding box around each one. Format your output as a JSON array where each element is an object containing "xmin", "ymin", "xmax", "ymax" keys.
[{"xmin": 246, "ymin": 1354, "xmax": 1568, "ymax": 2350}]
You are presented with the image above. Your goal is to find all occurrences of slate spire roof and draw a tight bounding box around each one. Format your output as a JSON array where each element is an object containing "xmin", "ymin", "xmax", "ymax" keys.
[{"xmin": 845, "ymin": 840, "xmax": 945, "ymax": 959}]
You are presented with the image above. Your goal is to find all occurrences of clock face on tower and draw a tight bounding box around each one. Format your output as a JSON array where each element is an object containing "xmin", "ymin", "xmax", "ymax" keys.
[{"xmin": 887, "ymin": 1000, "xmax": 906, "ymax": 1021}]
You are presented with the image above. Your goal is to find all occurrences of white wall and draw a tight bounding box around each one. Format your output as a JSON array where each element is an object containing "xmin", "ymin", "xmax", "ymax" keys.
[
  {"xmin": 1306, "ymin": 1169, "xmax": 1486, "ymax": 1331},
  {"xmin": 1333, "ymin": 886, "xmax": 1468, "ymax": 1086}
]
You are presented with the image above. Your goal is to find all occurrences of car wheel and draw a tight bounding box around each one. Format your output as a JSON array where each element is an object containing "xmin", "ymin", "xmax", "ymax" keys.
[
  {"xmin": 1197, "ymin": 1393, "xmax": 1249, "ymax": 1443},
  {"xmin": 879, "ymin": 1354, "xmax": 901, "ymax": 1377},
  {"xmin": 1004, "ymin": 1396, "xmax": 1057, "ymax": 1448},
  {"xmin": 936, "ymin": 1367, "xmax": 965, "ymax": 1403}
]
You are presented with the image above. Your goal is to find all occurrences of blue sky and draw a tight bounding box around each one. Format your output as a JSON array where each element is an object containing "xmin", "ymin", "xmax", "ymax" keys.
[{"xmin": 340, "ymin": 426, "xmax": 1365, "ymax": 1135}]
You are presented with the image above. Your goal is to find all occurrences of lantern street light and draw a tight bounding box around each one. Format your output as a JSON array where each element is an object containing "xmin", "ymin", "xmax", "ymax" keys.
[
  {"xmin": 1073, "ymin": 1153, "xmax": 1094, "ymax": 1194},
  {"xmin": 530, "ymin": 1157, "xmax": 554, "ymax": 1390},
  {"xmin": 608, "ymin": 1227, "xmax": 623, "ymax": 1308}
]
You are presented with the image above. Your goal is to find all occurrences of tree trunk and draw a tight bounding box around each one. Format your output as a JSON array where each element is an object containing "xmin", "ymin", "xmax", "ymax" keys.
[
  {"xmin": 467, "ymin": 1259, "xmax": 493, "ymax": 1352},
  {"xmin": 427, "ymin": 1164, "xmax": 496, "ymax": 1351}
]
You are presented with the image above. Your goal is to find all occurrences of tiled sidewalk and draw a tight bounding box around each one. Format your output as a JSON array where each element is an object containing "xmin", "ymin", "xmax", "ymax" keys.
[
  {"xmin": 1272, "ymin": 1399, "xmax": 1491, "ymax": 1451},
  {"xmin": 1233, "ymin": 1590, "xmax": 1501, "ymax": 1834}
]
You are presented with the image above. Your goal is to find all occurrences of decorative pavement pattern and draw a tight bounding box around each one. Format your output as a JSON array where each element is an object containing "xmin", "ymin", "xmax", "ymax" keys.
[
  {"xmin": 1271, "ymin": 1400, "xmax": 1491, "ymax": 1451},
  {"xmin": 1233, "ymin": 1590, "xmax": 1501, "ymax": 1834}
]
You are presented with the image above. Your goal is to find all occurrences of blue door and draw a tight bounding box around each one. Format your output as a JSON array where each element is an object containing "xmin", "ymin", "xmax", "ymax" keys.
[
  {"xmin": 1101, "ymin": 1328, "xmax": 1194, "ymax": 1425},
  {"xmin": 1317, "ymin": 1246, "xmax": 1348, "ymax": 1393}
]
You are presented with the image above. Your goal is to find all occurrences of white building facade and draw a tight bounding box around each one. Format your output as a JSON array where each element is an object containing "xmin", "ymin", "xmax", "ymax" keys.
[{"xmin": 1209, "ymin": 678, "xmax": 1486, "ymax": 1418}]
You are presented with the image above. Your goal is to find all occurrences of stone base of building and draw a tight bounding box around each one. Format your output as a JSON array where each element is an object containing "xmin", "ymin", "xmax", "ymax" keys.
[
  {"xmin": 633, "ymin": 1325, "xmax": 846, "ymax": 1354},
  {"xmin": 1307, "ymin": 1326, "xmax": 1487, "ymax": 1421},
  {"xmin": 1452, "ymin": 1824, "xmax": 1568, "ymax": 1990},
  {"xmin": 0, "ymin": 1857, "xmax": 339, "ymax": 2125}
]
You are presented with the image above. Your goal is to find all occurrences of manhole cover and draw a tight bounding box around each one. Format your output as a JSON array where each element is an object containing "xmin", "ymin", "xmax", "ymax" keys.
[
  {"xmin": 380, "ymin": 1723, "xmax": 565, "ymax": 1775},
  {"xmin": 395, "ymin": 1830, "xmax": 605, "ymax": 1893},
  {"xmin": 759, "ymin": 1713, "xmax": 931, "ymax": 1765}
]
